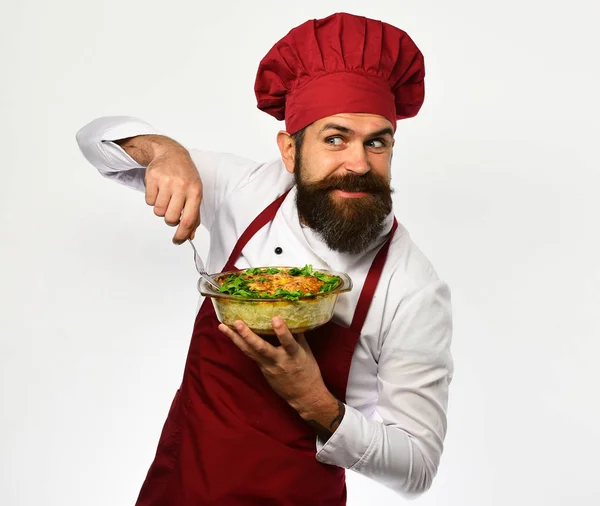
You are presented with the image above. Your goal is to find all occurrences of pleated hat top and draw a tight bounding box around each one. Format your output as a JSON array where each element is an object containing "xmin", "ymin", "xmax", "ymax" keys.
[{"xmin": 254, "ymin": 12, "xmax": 426, "ymax": 134}]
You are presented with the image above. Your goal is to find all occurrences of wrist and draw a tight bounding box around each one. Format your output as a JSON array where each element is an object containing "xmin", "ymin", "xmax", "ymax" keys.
[
  {"xmin": 292, "ymin": 387, "xmax": 337, "ymax": 421},
  {"xmin": 148, "ymin": 135, "xmax": 188, "ymax": 159},
  {"xmin": 293, "ymin": 390, "xmax": 346, "ymax": 441},
  {"xmin": 116, "ymin": 134, "xmax": 189, "ymax": 166}
]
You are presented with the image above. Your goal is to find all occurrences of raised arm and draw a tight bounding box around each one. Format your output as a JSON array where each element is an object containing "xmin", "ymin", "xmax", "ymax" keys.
[{"xmin": 76, "ymin": 117, "xmax": 202, "ymax": 243}]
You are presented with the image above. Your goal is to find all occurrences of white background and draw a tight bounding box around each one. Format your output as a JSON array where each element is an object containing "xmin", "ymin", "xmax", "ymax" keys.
[{"xmin": 1, "ymin": 0, "xmax": 599, "ymax": 505}]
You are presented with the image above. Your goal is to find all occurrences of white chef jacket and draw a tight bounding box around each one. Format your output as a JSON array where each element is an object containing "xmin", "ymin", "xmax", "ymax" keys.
[{"xmin": 76, "ymin": 116, "xmax": 454, "ymax": 498}]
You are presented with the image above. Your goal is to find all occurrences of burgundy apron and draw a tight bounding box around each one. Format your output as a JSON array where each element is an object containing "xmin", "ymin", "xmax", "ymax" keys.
[{"xmin": 135, "ymin": 191, "xmax": 397, "ymax": 505}]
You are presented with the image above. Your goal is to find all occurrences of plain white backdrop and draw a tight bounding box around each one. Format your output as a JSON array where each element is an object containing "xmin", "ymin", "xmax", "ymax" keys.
[{"xmin": 1, "ymin": 0, "xmax": 599, "ymax": 505}]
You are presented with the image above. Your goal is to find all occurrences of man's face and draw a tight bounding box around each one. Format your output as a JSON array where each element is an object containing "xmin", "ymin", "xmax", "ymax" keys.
[{"xmin": 291, "ymin": 113, "xmax": 395, "ymax": 255}]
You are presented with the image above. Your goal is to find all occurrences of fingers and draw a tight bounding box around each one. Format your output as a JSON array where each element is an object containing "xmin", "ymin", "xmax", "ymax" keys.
[
  {"xmin": 145, "ymin": 176, "xmax": 159, "ymax": 207},
  {"xmin": 218, "ymin": 323, "xmax": 258, "ymax": 360},
  {"xmin": 272, "ymin": 317, "xmax": 300, "ymax": 355},
  {"xmin": 219, "ymin": 321, "xmax": 276, "ymax": 363},
  {"xmin": 143, "ymin": 155, "xmax": 202, "ymax": 243},
  {"xmin": 152, "ymin": 185, "xmax": 172, "ymax": 219},
  {"xmin": 172, "ymin": 191, "xmax": 201, "ymax": 244},
  {"xmin": 164, "ymin": 193, "xmax": 186, "ymax": 226},
  {"xmin": 148, "ymin": 184, "xmax": 201, "ymax": 243}
]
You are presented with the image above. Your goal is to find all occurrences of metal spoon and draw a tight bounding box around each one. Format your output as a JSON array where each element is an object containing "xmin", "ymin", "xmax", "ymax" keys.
[{"xmin": 188, "ymin": 239, "xmax": 221, "ymax": 291}]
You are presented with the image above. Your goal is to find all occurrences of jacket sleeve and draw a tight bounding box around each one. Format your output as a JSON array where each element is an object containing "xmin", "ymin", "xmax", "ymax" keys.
[
  {"xmin": 315, "ymin": 280, "xmax": 453, "ymax": 498},
  {"xmin": 75, "ymin": 115, "xmax": 262, "ymax": 231}
]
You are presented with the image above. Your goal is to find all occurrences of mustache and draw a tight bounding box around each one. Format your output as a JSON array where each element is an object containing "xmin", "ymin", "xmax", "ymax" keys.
[{"xmin": 301, "ymin": 173, "xmax": 391, "ymax": 194}]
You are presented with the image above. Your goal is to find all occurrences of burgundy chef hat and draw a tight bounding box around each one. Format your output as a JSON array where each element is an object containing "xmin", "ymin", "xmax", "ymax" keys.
[{"xmin": 254, "ymin": 12, "xmax": 425, "ymax": 134}]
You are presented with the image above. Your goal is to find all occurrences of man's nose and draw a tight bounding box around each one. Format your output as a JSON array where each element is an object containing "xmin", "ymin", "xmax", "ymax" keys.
[{"xmin": 343, "ymin": 144, "xmax": 370, "ymax": 175}]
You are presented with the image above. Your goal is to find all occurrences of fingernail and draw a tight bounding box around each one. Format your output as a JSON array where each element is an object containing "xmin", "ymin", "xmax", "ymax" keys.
[{"xmin": 234, "ymin": 321, "xmax": 243, "ymax": 330}]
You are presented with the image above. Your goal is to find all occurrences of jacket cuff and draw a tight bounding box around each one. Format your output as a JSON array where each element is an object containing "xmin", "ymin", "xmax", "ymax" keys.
[{"xmin": 315, "ymin": 404, "xmax": 378, "ymax": 470}]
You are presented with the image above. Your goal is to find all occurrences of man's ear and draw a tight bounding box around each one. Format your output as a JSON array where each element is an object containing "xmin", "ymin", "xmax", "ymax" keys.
[{"xmin": 277, "ymin": 131, "xmax": 296, "ymax": 174}]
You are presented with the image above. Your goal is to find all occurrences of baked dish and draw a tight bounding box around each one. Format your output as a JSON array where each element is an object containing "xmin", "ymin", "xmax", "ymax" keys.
[{"xmin": 198, "ymin": 265, "xmax": 352, "ymax": 335}]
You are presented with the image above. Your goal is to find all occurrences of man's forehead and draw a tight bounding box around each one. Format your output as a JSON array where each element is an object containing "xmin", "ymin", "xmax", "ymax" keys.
[{"xmin": 311, "ymin": 113, "xmax": 394, "ymax": 135}]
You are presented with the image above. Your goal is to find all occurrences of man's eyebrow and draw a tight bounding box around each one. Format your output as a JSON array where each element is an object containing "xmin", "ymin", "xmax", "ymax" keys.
[
  {"xmin": 318, "ymin": 123, "xmax": 354, "ymax": 135},
  {"xmin": 318, "ymin": 124, "xmax": 394, "ymax": 138},
  {"xmin": 367, "ymin": 127, "xmax": 395, "ymax": 139}
]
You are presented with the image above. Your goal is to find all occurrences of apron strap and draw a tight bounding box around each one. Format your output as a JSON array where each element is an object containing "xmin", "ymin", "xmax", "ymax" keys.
[
  {"xmin": 223, "ymin": 189, "xmax": 291, "ymax": 270},
  {"xmin": 350, "ymin": 218, "xmax": 398, "ymax": 333}
]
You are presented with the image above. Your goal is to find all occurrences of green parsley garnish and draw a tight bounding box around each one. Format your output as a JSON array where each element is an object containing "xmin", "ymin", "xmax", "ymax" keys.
[{"xmin": 217, "ymin": 265, "xmax": 340, "ymax": 301}]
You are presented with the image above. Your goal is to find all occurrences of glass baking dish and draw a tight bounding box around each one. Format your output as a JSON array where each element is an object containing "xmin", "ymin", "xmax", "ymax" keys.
[{"xmin": 198, "ymin": 267, "xmax": 352, "ymax": 335}]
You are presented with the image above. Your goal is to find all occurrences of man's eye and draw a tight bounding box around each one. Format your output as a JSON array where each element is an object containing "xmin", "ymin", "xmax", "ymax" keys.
[
  {"xmin": 326, "ymin": 136, "xmax": 344, "ymax": 146},
  {"xmin": 367, "ymin": 139, "xmax": 386, "ymax": 148}
]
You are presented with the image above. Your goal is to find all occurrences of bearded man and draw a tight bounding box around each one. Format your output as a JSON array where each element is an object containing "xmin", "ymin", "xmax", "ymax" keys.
[{"xmin": 76, "ymin": 12, "xmax": 453, "ymax": 506}]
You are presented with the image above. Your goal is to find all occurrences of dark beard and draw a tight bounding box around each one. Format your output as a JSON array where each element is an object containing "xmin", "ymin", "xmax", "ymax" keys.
[{"xmin": 294, "ymin": 158, "xmax": 393, "ymax": 255}]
